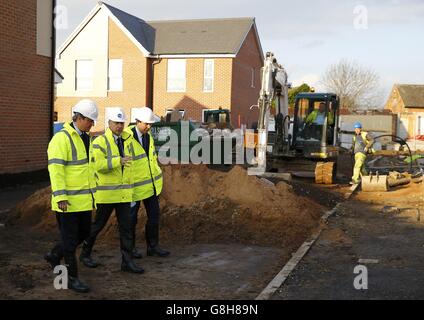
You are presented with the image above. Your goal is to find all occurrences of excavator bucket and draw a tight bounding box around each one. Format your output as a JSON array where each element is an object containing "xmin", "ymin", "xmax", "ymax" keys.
[
  {"xmin": 361, "ymin": 173, "xmax": 388, "ymax": 192},
  {"xmin": 315, "ymin": 162, "xmax": 335, "ymax": 185}
]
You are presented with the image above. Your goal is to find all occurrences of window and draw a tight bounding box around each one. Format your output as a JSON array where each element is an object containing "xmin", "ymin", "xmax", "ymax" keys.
[
  {"xmin": 203, "ymin": 59, "xmax": 214, "ymax": 92},
  {"xmin": 130, "ymin": 108, "xmax": 138, "ymax": 124},
  {"xmin": 75, "ymin": 60, "xmax": 93, "ymax": 91},
  {"xmin": 251, "ymin": 68, "xmax": 255, "ymax": 88},
  {"xmin": 165, "ymin": 109, "xmax": 185, "ymax": 122},
  {"xmin": 167, "ymin": 59, "xmax": 186, "ymax": 92},
  {"xmin": 108, "ymin": 59, "xmax": 123, "ymax": 91},
  {"xmin": 36, "ymin": 0, "xmax": 52, "ymax": 57},
  {"xmin": 202, "ymin": 109, "xmax": 229, "ymax": 124}
]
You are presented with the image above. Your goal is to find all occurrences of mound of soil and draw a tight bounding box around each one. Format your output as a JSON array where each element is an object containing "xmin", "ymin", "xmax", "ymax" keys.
[{"xmin": 8, "ymin": 165, "xmax": 323, "ymax": 251}]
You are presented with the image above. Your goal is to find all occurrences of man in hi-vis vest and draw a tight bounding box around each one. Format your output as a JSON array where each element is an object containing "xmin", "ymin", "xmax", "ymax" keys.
[
  {"xmin": 79, "ymin": 108, "xmax": 144, "ymax": 274},
  {"xmin": 126, "ymin": 107, "xmax": 169, "ymax": 258},
  {"xmin": 45, "ymin": 99, "xmax": 98, "ymax": 293},
  {"xmin": 351, "ymin": 122, "xmax": 374, "ymax": 184}
]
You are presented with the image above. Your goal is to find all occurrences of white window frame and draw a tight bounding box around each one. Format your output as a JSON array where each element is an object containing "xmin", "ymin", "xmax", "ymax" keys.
[
  {"xmin": 203, "ymin": 59, "xmax": 214, "ymax": 92},
  {"xmin": 108, "ymin": 59, "xmax": 123, "ymax": 92},
  {"xmin": 166, "ymin": 109, "xmax": 186, "ymax": 118},
  {"xmin": 418, "ymin": 114, "xmax": 424, "ymax": 135},
  {"xmin": 75, "ymin": 59, "xmax": 93, "ymax": 92},
  {"xmin": 202, "ymin": 109, "xmax": 227, "ymax": 123},
  {"xmin": 130, "ymin": 108, "xmax": 138, "ymax": 124},
  {"xmin": 167, "ymin": 59, "xmax": 186, "ymax": 93}
]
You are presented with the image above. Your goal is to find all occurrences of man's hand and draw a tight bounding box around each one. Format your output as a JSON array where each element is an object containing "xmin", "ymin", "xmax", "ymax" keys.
[
  {"xmin": 58, "ymin": 200, "xmax": 70, "ymax": 212},
  {"xmin": 121, "ymin": 156, "xmax": 132, "ymax": 167}
]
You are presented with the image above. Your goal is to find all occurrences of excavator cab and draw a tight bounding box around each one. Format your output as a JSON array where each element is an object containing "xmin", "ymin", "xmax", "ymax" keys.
[{"xmin": 291, "ymin": 93, "xmax": 340, "ymax": 159}]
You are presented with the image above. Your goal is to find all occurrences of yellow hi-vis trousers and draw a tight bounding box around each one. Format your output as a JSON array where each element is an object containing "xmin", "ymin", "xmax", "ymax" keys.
[{"xmin": 352, "ymin": 152, "xmax": 367, "ymax": 183}]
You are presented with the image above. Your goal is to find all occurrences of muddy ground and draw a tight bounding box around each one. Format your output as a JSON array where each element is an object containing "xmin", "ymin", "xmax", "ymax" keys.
[
  {"xmin": 0, "ymin": 165, "xmax": 342, "ymax": 300},
  {"xmin": 273, "ymin": 182, "xmax": 424, "ymax": 300}
]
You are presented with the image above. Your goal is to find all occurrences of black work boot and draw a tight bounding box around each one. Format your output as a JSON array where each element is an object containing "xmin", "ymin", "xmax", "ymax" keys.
[
  {"xmin": 121, "ymin": 251, "xmax": 144, "ymax": 274},
  {"xmin": 68, "ymin": 276, "xmax": 90, "ymax": 293},
  {"xmin": 132, "ymin": 248, "xmax": 143, "ymax": 259},
  {"xmin": 64, "ymin": 253, "xmax": 90, "ymax": 293},
  {"xmin": 79, "ymin": 241, "xmax": 98, "ymax": 268},
  {"xmin": 44, "ymin": 244, "xmax": 63, "ymax": 269},
  {"xmin": 146, "ymin": 224, "xmax": 170, "ymax": 257}
]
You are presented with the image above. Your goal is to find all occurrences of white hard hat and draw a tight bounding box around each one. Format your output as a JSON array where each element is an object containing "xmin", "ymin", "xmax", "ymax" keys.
[
  {"xmin": 107, "ymin": 107, "xmax": 126, "ymax": 123},
  {"xmin": 133, "ymin": 107, "xmax": 159, "ymax": 124},
  {"xmin": 72, "ymin": 99, "xmax": 98, "ymax": 121}
]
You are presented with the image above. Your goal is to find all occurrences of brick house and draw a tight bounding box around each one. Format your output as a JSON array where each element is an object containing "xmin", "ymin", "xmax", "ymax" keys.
[
  {"xmin": 385, "ymin": 84, "xmax": 424, "ymax": 139},
  {"xmin": 55, "ymin": 2, "xmax": 264, "ymax": 131},
  {"xmin": 0, "ymin": 0, "xmax": 54, "ymax": 177}
]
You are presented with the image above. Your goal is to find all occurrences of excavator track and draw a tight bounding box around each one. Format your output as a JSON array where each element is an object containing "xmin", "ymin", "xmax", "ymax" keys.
[{"xmin": 315, "ymin": 161, "xmax": 335, "ymax": 185}]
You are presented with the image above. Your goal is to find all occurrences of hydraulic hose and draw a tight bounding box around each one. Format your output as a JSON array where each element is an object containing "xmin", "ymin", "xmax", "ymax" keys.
[{"xmin": 370, "ymin": 134, "xmax": 414, "ymax": 173}]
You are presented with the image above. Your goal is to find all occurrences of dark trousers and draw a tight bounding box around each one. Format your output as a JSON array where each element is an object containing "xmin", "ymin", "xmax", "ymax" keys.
[
  {"xmin": 130, "ymin": 195, "xmax": 160, "ymax": 228},
  {"xmin": 130, "ymin": 195, "xmax": 161, "ymax": 249},
  {"xmin": 51, "ymin": 211, "xmax": 92, "ymax": 277},
  {"xmin": 84, "ymin": 203, "xmax": 133, "ymax": 254}
]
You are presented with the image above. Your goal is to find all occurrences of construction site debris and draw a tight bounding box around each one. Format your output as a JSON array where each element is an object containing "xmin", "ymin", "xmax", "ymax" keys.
[
  {"xmin": 358, "ymin": 259, "xmax": 379, "ymax": 264},
  {"xmin": 388, "ymin": 171, "xmax": 412, "ymax": 187},
  {"xmin": 381, "ymin": 206, "xmax": 400, "ymax": 214}
]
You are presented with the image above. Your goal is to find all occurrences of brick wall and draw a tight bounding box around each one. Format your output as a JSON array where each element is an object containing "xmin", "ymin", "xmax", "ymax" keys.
[
  {"xmin": 0, "ymin": 0, "xmax": 52, "ymax": 174},
  {"xmin": 385, "ymin": 87, "xmax": 405, "ymax": 114},
  {"xmin": 55, "ymin": 18, "xmax": 149, "ymax": 131},
  {"xmin": 152, "ymin": 58, "xmax": 233, "ymax": 122},
  {"xmin": 231, "ymin": 27, "xmax": 262, "ymax": 128},
  {"xmin": 385, "ymin": 87, "xmax": 424, "ymax": 138}
]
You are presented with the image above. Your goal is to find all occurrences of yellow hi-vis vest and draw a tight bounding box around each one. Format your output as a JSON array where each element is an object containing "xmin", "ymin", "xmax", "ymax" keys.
[
  {"xmin": 47, "ymin": 122, "xmax": 95, "ymax": 213},
  {"xmin": 305, "ymin": 110, "xmax": 335, "ymax": 125},
  {"xmin": 124, "ymin": 126, "xmax": 163, "ymax": 201},
  {"xmin": 352, "ymin": 131, "xmax": 375, "ymax": 154},
  {"xmin": 92, "ymin": 128, "xmax": 136, "ymax": 204}
]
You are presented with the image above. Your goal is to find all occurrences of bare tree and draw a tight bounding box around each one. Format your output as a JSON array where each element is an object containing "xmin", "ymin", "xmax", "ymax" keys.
[{"xmin": 321, "ymin": 60, "xmax": 381, "ymax": 111}]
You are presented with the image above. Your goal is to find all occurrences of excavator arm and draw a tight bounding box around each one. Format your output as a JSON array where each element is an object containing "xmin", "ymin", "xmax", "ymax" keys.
[{"xmin": 251, "ymin": 52, "xmax": 289, "ymax": 174}]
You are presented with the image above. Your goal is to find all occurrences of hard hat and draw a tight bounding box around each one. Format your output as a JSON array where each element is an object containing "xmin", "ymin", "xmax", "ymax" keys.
[
  {"xmin": 72, "ymin": 99, "xmax": 98, "ymax": 121},
  {"xmin": 133, "ymin": 107, "xmax": 159, "ymax": 124},
  {"xmin": 354, "ymin": 122, "xmax": 363, "ymax": 129},
  {"xmin": 107, "ymin": 107, "xmax": 126, "ymax": 123}
]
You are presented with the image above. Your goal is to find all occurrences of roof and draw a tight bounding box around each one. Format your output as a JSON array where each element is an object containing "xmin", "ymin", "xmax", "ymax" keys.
[
  {"xmin": 54, "ymin": 69, "xmax": 64, "ymax": 84},
  {"xmin": 59, "ymin": 2, "xmax": 263, "ymax": 58},
  {"xmin": 147, "ymin": 18, "xmax": 256, "ymax": 55},
  {"xmin": 54, "ymin": 69, "xmax": 64, "ymax": 80},
  {"xmin": 102, "ymin": 2, "xmax": 155, "ymax": 53},
  {"xmin": 395, "ymin": 84, "xmax": 424, "ymax": 108}
]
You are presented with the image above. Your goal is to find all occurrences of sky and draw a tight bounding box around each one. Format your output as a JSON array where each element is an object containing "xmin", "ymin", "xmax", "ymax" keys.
[{"xmin": 56, "ymin": 0, "xmax": 424, "ymax": 107}]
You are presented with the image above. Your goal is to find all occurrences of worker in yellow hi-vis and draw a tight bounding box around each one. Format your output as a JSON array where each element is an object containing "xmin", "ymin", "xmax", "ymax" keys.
[
  {"xmin": 79, "ymin": 108, "xmax": 145, "ymax": 274},
  {"xmin": 44, "ymin": 99, "xmax": 98, "ymax": 293},
  {"xmin": 350, "ymin": 122, "xmax": 374, "ymax": 185}
]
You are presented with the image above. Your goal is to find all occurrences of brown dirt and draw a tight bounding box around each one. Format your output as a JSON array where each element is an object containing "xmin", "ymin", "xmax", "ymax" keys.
[
  {"xmin": 320, "ymin": 227, "xmax": 353, "ymax": 246},
  {"xmin": 7, "ymin": 165, "xmax": 323, "ymax": 251}
]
